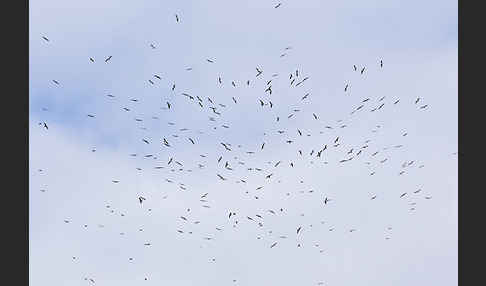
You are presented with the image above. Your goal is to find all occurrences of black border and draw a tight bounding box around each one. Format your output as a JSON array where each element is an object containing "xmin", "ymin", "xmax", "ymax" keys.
[
  {"xmin": 4, "ymin": 0, "xmax": 28, "ymax": 284},
  {"xmin": 459, "ymin": 1, "xmax": 482, "ymax": 285}
]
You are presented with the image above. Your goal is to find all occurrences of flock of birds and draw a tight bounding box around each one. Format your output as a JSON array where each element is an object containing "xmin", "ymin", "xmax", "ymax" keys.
[{"xmin": 33, "ymin": 6, "xmax": 452, "ymax": 285}]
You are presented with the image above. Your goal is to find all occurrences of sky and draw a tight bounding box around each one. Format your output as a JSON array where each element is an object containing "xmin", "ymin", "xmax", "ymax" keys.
[{"xmin": 29, "ymin": 1, "xmax": 457, "ymax": 285}]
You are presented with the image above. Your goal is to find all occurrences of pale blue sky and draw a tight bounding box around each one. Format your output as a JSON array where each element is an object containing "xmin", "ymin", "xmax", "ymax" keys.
[{"xmin": 29, "ymin": 1, "xmax": 457, "ymax": 285}]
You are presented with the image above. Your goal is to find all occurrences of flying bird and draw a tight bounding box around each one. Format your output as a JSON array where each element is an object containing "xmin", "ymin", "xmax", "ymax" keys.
[
  {"xmin": 256, "ymin": 67, "xmax": 263, "ymax": 77},
  {"xmin": 217, "ymin": 174, "xmax": 227, "ymax": 180},
  {"xmin": 265, "ymin": 86, "xmax": 272, "ymax": 95}
]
